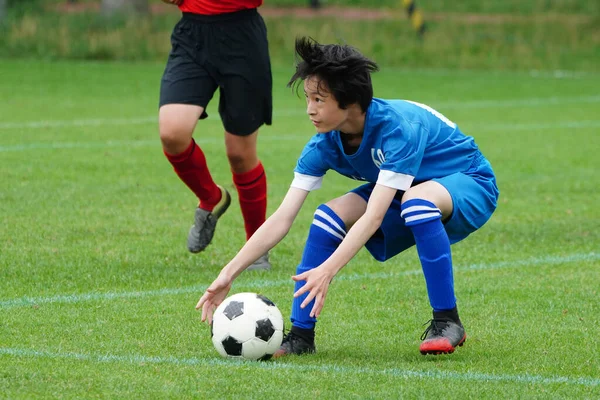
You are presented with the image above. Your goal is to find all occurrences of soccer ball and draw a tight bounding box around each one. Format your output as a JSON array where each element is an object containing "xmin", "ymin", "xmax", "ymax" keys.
[{"xmin": 211, "ymin": 292, "xmax": 284, "ymax": 361}]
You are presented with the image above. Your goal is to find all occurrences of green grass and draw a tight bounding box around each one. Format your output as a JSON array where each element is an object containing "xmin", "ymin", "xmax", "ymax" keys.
[
  {"xmin": 25, "ymin": 0, "xmax": 600, "ymax": 14},
  {"xmin": 341, "ymin": 0, "xmax": 598, "ymax": 14},
  {"xmin": 1, "ymin": 2, "xmax": 598, "ymax": 71},
  {"xmin": 1, "ymin": 60, "xmax": 599, "ymax": 399}
]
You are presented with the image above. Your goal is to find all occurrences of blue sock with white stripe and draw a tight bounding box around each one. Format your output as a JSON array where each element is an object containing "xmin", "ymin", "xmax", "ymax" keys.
[
  {"xmin": 401, "ymin": 198, "xmax": 456, "ymax": 312},
  {"xmin": 291, "ymin": 204, "xmax": 346, "ymax": 329}
]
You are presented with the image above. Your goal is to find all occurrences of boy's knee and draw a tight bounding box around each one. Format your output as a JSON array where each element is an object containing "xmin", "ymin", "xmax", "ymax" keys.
[
  {"xmin": 402, "ymin": 186, "xmax": 434, "ymax": 204},
  {"xmin": 400, "ymin": 198, "xmax": 442, "ymax": 227},
  {"xmin": 226, "ymin": 150, "xmax": 258, "ymax": 173},
  {"xmin": 159, "ymin": 117, "xmax": 195, "ymax": 154},
  {"xmin": 324, "ymin": 193, "xmax": 365, "ymax": 229},
  {"xmin": 159, "ymin": 105, "xmax": 200, "ymax": 152},
  {"xmin": 159, "ymin": 127, "xmax": 193, "ymax": 151},
  {"xmin": 402, "ymin": 182, "xmax": 453, "ymax": 219},
  {"xmin": 316, "ymin": 203, "xmax": 341, "ymax": 220},
  {"xmin": 322, "ymin": 201, "xmax": 341, "ymax": 216},
  {"xmin": 311, "ymin": 204, "xmax": 347, "ymax": 238}
]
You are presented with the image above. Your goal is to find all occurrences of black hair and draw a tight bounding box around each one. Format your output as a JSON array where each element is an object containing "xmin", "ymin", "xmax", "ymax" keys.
[{"xmin": 287, "ymin": 36, "xmax": 379, "ymax": 113}]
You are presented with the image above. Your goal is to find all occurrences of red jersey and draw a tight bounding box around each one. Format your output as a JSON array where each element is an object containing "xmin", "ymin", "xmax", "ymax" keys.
[{"xmin": 179, "ymin": 0, "xmax": 263, "ymax": 15}]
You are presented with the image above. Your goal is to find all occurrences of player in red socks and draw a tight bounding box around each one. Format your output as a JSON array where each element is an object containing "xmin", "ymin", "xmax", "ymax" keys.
[{"xmin": 159, "ymin": 0, "xmax": 272, "ymax": 270}]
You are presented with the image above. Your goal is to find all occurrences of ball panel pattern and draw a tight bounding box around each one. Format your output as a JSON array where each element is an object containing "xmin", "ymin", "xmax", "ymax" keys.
[
  {"xmin": 255, "ymin": 318, "xmax": 276, "ymax": 342},
  {"xmin": 210, "ymin": 292, "xmax": 285, "ymax": 361},
  {"xmin": 223, "ymin": 300, "xmax": 244, "ymax": 320},
  {"xmin": 256, "ymin": 294, "xmax": 275, "ymax": 307},
  {"xmin": 221, "ymin": 336, "xmax": 243, "ymax": 356}
]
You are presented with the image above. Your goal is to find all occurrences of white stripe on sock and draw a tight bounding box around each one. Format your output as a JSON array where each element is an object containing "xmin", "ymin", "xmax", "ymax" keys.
[
  {"xmin": 312, "ymin": 220, "xmax": 345, "ymax": 241},
  {"xmin": 400, "ymin": 205, "xmax": 441, "ymax": 218},
  {"xmin": 404, "ymin": 212, "xmax": 442, "ymax": 224},
  {"xmin": 314, "ymin": 209, "xmax": 346, "ymax": 237}
]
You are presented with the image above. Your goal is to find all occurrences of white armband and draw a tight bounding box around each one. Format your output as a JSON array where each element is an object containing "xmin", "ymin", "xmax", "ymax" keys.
[
  {"xmin": 377, "ymin": 170, "xmax": 414, "ymax": 191},
  {"xmin": 290, "ymin": 172, "xmax": 323, "ymax": 191}
]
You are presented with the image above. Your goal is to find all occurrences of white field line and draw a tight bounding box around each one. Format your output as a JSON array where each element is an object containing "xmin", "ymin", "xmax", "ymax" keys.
[
  {"xmin": 383, "ymin": 67, "xmax": 598, "ymax": 80},
  {"xmin": 0, "ymin": 252, "xmax": 597, "ymax": 310},
  {"xmin": 527, "ymin": 69, "xmax": 596, "ymax": 79},
  {"xmin": 0, "ymin": 95, "xmax": 599, "ymax": 131},
  {"xmin": 0, "ymin": 347, "xmax": 598, "ymax": 387},
  {"xmin": 0, "ymin": 116, "xmax": 156, "ymax": 129},
  {"xmin": 0, "ymin": 120, "xmax": 599, "ymax": 153}
]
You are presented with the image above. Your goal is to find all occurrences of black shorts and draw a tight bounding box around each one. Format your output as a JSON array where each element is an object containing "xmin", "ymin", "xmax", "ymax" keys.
[{"xmin": 159, "ymin": 9, "xmax": 272, "ymax": 136}]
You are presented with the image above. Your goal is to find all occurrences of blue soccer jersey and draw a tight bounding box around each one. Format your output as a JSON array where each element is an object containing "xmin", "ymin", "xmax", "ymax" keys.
[{"xmin": 291, "ymin": 98, "xmax": 482, "ymax": 192}]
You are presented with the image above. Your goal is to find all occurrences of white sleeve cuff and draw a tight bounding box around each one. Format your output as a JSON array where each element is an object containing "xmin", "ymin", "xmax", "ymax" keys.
[
  {"xmin": 291, "ymin": 172, "xmax": 323, "ymax": 191},
  {"xmin": 376, "ymin": 170, "xmax": 414, "ymax": 191}
]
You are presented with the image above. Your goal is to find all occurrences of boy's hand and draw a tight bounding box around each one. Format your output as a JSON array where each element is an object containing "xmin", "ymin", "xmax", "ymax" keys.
[
  {"xmin": 292, "ymin": 266, "xmax": 335, "ymax": 318},
  {"xmin": 161, "ymin": 0, "xmax": 183, "ymax": 5},
  {"xmin": 196, "ymin": 275, "xmax": 232, "ymax": 324}
]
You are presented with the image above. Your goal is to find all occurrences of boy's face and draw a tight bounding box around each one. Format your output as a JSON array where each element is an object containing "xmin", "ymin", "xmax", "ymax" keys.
[{"xmin": 304, "ymin": 76, "xmax": 348, "ymax": 133}]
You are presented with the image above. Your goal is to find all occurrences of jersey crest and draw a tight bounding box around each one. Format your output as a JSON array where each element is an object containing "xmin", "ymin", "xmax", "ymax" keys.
[{"xmin": 371, "ymin": 148, "xmax": 385, "ymax": 169}]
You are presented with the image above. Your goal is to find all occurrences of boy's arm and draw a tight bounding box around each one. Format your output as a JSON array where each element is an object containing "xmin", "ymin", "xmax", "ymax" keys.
[
  {"xmin": 196, "ymin": 187, "xmax": 310, "ymax": 322},
  {"xmin": 220, "ymin": 187, "xmax": 310, "ymax": 281},
  {"xmin": 320, "ymin": 183, "xmax": 396, "ymax": 274},
  {"xmin": 293, "ymin": 183, "xmax": 397, "ymax": 316}
]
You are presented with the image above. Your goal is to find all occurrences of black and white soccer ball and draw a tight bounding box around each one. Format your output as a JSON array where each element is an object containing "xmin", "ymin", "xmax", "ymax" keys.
[{"xmin": 211, "ymin": 292, "xmax": 284, "ymax": 361}]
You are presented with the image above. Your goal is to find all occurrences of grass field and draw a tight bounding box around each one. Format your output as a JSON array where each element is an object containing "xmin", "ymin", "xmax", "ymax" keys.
[
  {"xmin": 27, "ymin": 0, "xmax": 600, "ymax": 14},
  {"xmin": 3, "ymin": 2, "xmax": 598, "ymax": 71},
  {"xmin": 1, "ymin": 60, "xmax": 599, "ymax": 398}
]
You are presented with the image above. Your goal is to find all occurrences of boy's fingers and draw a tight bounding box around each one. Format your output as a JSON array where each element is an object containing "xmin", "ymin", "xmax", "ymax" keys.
[
  {"xmin": 195, "ymin": 298, "xmax": 203, "ymax": 310},
  {"xmin": 291, "ymin": 272, "xmax": 307, "ymax": 282},
  {"xmin": 301, "ymin": 291, "xmax": 317, "ymax": 308},
  {"xmin": 293, "ymin": 286, "xmax": 307, "ymax": 298},
  {"xmin": 201, "ymin": 303, "xmax": 208, "ymax": 321},
  {"xmin": 196, "ymin": 292, "xmax": 209, "ymax": 310}
]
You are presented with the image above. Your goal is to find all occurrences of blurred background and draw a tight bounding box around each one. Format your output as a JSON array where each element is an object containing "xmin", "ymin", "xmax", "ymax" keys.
[{"xmin": 0, "ymin": 0, "xmax": 598, "ymax": 71}]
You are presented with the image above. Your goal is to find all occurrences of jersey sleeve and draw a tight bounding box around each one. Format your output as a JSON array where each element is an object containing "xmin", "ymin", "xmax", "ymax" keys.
[
  {"xmin": 291, "ymin": 139, "xmax": 328, "ymax": 191},
  {"xmin": 377, "ymin": 119, "xmax": 427, "ymax": 191}
]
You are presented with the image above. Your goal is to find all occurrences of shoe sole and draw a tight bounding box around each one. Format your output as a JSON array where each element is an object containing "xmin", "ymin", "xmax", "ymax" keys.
[
  {"xmin": 272, "ymin": 349, "xmax": 286, "ymax": 359},
  {"xmin": 188, "ymin": 186, "xmax": 231, "ymax": 253},
  {"xmin": 272, "ymin": 349, "xmax": 315, "ymax": 359},
  {"xmin": 212, "ymin": 185, "xmax": 231, "ymax": 219},
  {"xmin": 420, "ymin": 334, "xmax": 466, "ymax": 355},
  {"xmin": 272, "ymin": 345, "xmax": 316, "ymax": 359}
]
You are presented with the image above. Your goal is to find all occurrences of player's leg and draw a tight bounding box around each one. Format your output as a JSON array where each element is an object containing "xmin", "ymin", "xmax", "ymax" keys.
[
  {"xmin": 159, "ymin": 16, "xmax": 230, "ymax": 253},
  {"xmin": 274, "ymin": 191, "xmax": 368, "ymax": 357},
  {"xmin": 224, "ymin": 130, "xmax": 269, "ymax": 271},
  {"xmin": 215, "ymin": 9, "xmax": 273, "ymax": 269},
  {"xmin": 400, "ymin": 181, "xmax": 466, "ymax": 355},
  {"xmin": 408, "ymin": 163, "xmax": 498, "ymax": 355}
]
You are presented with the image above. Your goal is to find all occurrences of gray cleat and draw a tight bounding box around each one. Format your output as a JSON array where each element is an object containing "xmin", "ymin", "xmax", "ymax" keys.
[
  {"xmin": 247, "ymin": 252, "xmax": 271, "ymax": 271},
  {"xmin": 420, "ymin": 319, "xmax": 466, "ymax": 355},
  {"xmin": 187, "ymin": 185, "xmax": 231, "ymax": 253}
]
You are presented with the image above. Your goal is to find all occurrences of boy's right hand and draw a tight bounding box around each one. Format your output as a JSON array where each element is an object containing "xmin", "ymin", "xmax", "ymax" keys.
[
  {"xmin": 196, "ymin": 275, "xmax": 232, "ymax": 325},
  {"xmin": 161, "ymin": 0, "xmax": 183, "ymax": 5}
]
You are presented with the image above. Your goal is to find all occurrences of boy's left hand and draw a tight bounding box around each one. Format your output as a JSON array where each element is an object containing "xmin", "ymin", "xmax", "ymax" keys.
[
  {"xmin": 196, "ymin": 275, "xmax": 232, "ymax": 324},
  {"xmin": 292, "ymin": 266, "xmax": 335, "ymax": 318}
]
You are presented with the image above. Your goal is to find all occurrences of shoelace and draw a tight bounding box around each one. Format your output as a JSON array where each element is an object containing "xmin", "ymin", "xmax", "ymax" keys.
[{"xmin": 420, "ymin": 319, "xmax": 449, "ymax": 340}]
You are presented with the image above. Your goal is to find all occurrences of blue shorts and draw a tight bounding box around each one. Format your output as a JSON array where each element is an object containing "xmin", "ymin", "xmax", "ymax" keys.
[{"xmin": 350, "ymin": 154, "xmax": 499, "ymax": 262}]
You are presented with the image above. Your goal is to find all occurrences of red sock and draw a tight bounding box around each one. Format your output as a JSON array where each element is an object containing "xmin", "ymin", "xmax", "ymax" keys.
[
  {"xmin": 164, "ymin": 139, "xmax": 221, "ymax": 212},
  {"xmin": 233, "ymin": 162, "xmax": 267, "ymax": 240}
]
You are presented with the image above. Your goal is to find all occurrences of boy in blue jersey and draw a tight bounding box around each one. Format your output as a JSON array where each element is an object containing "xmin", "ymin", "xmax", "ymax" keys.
[{"xmin": 196, "ymin": 37, "xmax": 499, "ymax": 356}]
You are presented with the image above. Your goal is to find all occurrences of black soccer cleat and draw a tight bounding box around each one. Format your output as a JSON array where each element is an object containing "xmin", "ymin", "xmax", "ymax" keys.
[
  {"xmin": 272, "ymin": 329, "xmax": 316, "ymax": 358},
  {"xmin": 419, "ymin": 319, "xmax": 466, "ymax": 355}
]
